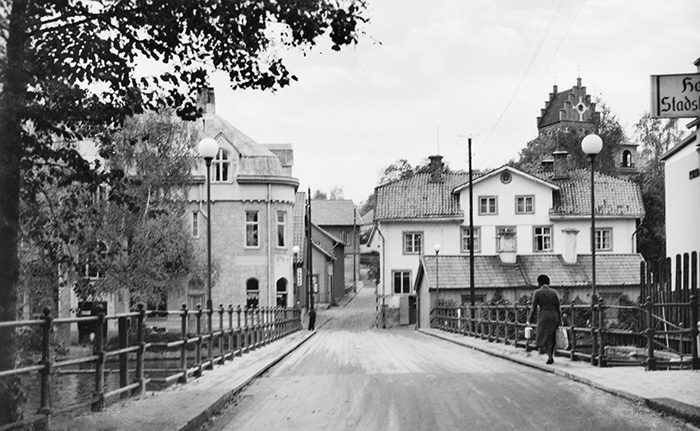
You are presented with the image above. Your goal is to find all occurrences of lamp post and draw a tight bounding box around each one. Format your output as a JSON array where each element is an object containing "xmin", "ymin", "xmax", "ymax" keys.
[
  {"xmin": 434, "ymin": 243, "xmax": 441, "ymax": 308},
  {"xmin": 292, "ymin": 245, "xmax": 300, "ymax": 305},
  {"xmin": 198, "ymin": 137, "xmax": 219, "ymax": 322},
  {"xmin": 581, "ymin": 134, "xmax": 603, "ymax": 303}
]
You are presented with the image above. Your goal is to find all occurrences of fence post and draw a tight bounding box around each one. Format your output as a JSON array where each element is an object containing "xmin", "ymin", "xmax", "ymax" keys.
[
  {"xmin": 597, "ymin": 302, "xmax": 606, "ymax": 367},
  {"xmin": 38, "ymin": 308, "xmax": 53, "ymax": 414},
  {"xmin": 244, "ymin": 307, "xmax": 250, "ymax": 353},
  {"xmin": 118, "ymin": 316, "xmax": 128, "ymax": 398},
  {"xmin": 646, "ymin": 296, "xmax": 657, "ymax": 371},
  {"xmin": 206, "ymin": 306, "xmax": 214, "ymax": 370},
  {"xmin": 134, "ymin": 303, "xmax": 146, "ymax": 395},
  {"xmin": 92, "ymin": 305, "xmax": 106, "ymax": 411},
  {"xmin": 195, "ymin": 304, "xmax": 203, "ymax": 377},
  {"xmin": 236, "ymin": 305, "xmax": 243, "ymax": 356},
  {"xmin": 228, "ymin": 305, "xmax": 234, "ymax": 360},
  {"xmin": 180, "ymin": 304, "xmax": 188, "ymax": 384},
  {"xmin": 218, "ymin": 304, "xmax": 224, "ymax": 364},
  {"xmin": 691, "ymin": 295, "xmax": 699, "ymax": 370}
]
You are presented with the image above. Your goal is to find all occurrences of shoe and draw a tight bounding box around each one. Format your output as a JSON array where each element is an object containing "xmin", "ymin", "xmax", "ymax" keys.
[{"xmin": 546, "ymin": 358, "xmax": 554, "ymax": 365}]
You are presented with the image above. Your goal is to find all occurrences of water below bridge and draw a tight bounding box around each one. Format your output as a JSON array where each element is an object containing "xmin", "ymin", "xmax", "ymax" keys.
[{"xmin": 197, "ymin": 286, "xmax": 685, "ymax": 431}]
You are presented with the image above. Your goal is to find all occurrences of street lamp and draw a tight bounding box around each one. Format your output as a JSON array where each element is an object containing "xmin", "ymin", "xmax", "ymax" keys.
[
  {"xmin": 434, "ymin": 243, "xmax": 441, "ymax": 308},
  {"xmin": 292, "ymin": 245, "xmax": 300, "ymax": 306},
  {"xmin": 198, "ymin": 137, "xmax": 218, "ymax": 319},
  {"xmin": 581, "ymin": 133, "xmax": 603, "ymax": 303}
]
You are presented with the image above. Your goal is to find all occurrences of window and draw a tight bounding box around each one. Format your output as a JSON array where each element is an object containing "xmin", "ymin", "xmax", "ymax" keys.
[
  {"xmin": 246, "ymin": 278, "xmax": 259, "ymax": 309},
  {"xmin": 500, "ymin": 172, "xmax": 512, "ymax": 184},
  {"xmin": 533, "ymin": 226, "xmax": 552, "ymax": 252},
  {"xmin": 622, "ymin": 150, "xmax": 633, "ymax": 168},
  {"xmin": 276, "ymin": 211, "xmax": 286, "ymax": 247},
  {"xmin": 403, "ymin": 232, "xmax": 422, "ymax": 254},
  {"xmin": 595, "ymin": 228, "xmax": 612, "ymax": 251},
  {"xmin": 245, "ymin": 210, "xmax": 259, "ymax": 247},
  {"xmin": 192, "ymin": 211, "xmax": 199, "ymax": 238},
  {"xmin": 479, "ymin": 196, "xmax": 497, "ymax": 215},
  {"xmin": 146, "ymin": 292, "xmax": 168, "ymax": 318},
  {"xmin": 516, "ymin": 196, "xmax": 534, "ymax": 214},
  {"xmin": 393, "ymin": 271, "xmax": 411, "ymax": 294},
  {"xmin": 496, "ymin": 226, "xmax": 517, "ymax": 252},
  {"xmin": 460, "ymin": 226, "xmax": 480, "ymax": 253},
  {"xmin": 212, "ymin": 148, "xmax": 231, "ymax": 182},
  {"xmin": 84, "ymin": 241, "xmax": 108, "ymax": 279}
]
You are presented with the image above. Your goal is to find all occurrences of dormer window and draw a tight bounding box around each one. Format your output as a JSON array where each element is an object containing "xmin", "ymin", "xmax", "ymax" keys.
[{"xmin": 212, "ymin": 148, "xmax": 231, "ymax": 182}]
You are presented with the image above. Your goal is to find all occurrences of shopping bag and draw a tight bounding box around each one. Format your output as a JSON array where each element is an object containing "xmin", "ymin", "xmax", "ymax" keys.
[
  {"xmin": 555, "ymin": 327, "xmax": 569, "ymax": 350},
  {"xmin": 524, "ymin": 325, "xmax": 533, "ymax": 340}
]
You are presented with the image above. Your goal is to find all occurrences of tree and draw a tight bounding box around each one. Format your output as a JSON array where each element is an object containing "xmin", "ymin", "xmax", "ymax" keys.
[
  {"xmin": 513, "ymin": 103, "xmax": 626, "ymax": 176},
  {"xmin": 632, "ymin": 113, "xmax": 686, "ymax": 261},
  {"xmin": 0, "ymin": 0, "xmax": 366, "ymax": 414}
]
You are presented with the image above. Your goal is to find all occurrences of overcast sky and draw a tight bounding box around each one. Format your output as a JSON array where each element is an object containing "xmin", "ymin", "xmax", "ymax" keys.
[{"xmin": 210, "ymin": 0, "xmax": 700, "ymax": 205}]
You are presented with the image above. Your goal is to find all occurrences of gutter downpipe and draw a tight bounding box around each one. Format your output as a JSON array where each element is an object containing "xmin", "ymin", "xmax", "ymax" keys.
[
  {"xmin": 268, "ymin": 184, "xmax": 273, "ymax": 307},
  {"xmin": 377, "ymin": 222, "xmax": 387, "ymax": 329}
]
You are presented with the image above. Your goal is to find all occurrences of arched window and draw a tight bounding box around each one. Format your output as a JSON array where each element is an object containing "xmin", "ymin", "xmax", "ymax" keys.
[
  {"xmin": 212, "ymin": 148, "xmax": 231, "ymax": 182},
  {"xmin": 276, "ymin": 278, "xmax": 288, "ymax": 307},
  {"xmin": 622, "ymin": 150, "xmax": 633, "ymax": 168},
  {"xmin": 246, "ymin": 278, "xmax": 259, "ymax": 309}
]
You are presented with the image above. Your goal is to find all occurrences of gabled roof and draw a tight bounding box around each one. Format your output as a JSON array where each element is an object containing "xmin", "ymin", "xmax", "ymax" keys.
[
  {"xmin": 452, "ymin": 165, "xmax": 559, "ymax": 193},
  {"xmin": 543, "ymin": 169, "xmax": 645, "ymax": 218},
  {"xmin": 310, "ymin": 199, "xmax": 357, "ymax": 226},
  {"xmin": 375, "ymin": 172, "xmax": 469, "ymax": 221},
  {"xmin": 661, "ymin": 132, "xmax": 698, "ymax": 161},
  {"xmin": 417, "ymin": 254, "xmax": 643, "ymax": 291}
]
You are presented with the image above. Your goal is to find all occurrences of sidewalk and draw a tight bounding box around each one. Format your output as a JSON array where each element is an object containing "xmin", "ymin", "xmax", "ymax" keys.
[
  {"xmin": 50, "ymin": 294, "xmax": 356, "ymax": 431},
  {"xmin": 419, "ymin": 327, "xmax": 700, "ymax": 429}
]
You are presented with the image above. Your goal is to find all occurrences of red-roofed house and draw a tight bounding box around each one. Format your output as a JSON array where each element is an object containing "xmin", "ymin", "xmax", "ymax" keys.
[{"xmin": 370, "ymin": 153, "xmax": 645, "ymax": 327}]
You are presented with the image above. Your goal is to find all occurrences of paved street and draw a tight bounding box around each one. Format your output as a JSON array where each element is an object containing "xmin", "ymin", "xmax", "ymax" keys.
[{"xmin": 199, "ymin": 287, "xmax": 686, "ymax": 431}]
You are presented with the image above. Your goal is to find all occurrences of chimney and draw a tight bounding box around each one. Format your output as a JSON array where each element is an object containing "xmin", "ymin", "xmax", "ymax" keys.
[
  {"xmin": 428, "ymin": 155, "xmax": 444, "ymax": 183},
  {"xmin": 541, "ymin": 158, "xmax": 554, "ymax": 172},
  {"xmin": 577, "ymin": 77, "xmax": 582, "ymax": 88},
  {"xmin": 553, "ymin": 84, "xmax": 558, "ymax": 94},
  {"xmin": 562, "ymin": 228, "xmax": 579, "ymax": 264},
  {"xmin": 197, "ymin": 87, "xmax": 216, "ymax": 115},
  {"xmin": 552, "ymin": 150, "xmax": 569, "ymax": 180}
]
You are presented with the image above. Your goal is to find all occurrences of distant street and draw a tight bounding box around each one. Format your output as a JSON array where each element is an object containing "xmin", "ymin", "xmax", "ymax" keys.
[{"xmin": 200, "ymin": 287, "xmax": 684, "ymax": 431}]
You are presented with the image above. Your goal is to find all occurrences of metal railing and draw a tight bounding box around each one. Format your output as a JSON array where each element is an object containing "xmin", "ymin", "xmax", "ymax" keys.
[
  {"xmin": 0, "ymin": 303, "xmax": 301, "ymax": 428},
  {"xmin": 430, "ymin": 295, "xmax": 699, "ymax": 370}
]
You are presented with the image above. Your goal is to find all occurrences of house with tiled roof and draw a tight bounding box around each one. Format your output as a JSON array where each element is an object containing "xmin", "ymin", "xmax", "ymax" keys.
[
  {"xmin": 292, "ymin": 192, "xmax": 346, "ymax": 308},
  {"xmin": 371, "ymin": 153, "xmax": 645, "ymax": 327},
  {"xmin": 310, "ymin": 199, "xmax": 360, "ymax": 292}
]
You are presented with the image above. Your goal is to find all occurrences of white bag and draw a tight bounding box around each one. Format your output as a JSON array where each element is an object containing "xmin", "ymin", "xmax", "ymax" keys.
[
  {"xmin": 524, "ymin": 325, "xmax": 532, "ymax": 340},
  {"xmin": 555, "ymin": 327, "xmax": 569, "ymax": 350}
]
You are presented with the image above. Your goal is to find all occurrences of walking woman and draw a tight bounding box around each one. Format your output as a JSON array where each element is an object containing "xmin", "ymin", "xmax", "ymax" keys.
[{"xmin": 527, "ymin": 274, "xmax": 561, "ymax": 364}]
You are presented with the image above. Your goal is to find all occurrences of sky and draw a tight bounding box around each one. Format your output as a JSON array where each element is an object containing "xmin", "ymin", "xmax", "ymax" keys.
[{"xmin": 209, "ymin": 0, "xmax": 700, "ymax": 206}]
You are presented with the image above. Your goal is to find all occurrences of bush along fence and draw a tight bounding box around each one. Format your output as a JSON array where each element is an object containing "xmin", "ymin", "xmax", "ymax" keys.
[
  {"xmin": 0, "ymin": 303, "xmax": 302, "ymax": 430},
  {"xmin": 431, "ymin": 251, "xmax": 699, "ymax": 372}
]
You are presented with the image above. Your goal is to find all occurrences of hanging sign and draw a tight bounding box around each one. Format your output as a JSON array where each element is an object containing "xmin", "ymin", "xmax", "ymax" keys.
[{"xmin": 651, "ymin": 73, "xmax": 700, "ymax": 118}]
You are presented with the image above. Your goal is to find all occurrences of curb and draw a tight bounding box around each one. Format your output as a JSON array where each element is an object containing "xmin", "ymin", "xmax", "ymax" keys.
[
  {"xmin": 419, "ymin": 329, "xmax": 700, "ymax": 429},
  {"xmin": 180, "ymin": 330, "xmax": 317, "ymax": 431}
]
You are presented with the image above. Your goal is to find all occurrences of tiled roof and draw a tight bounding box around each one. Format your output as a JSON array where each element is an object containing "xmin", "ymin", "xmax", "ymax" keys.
[
  {"xmin": 419, "ymin": 254, "xmax": 642, "ymax": 290},
  {"xmin": 310, "ymin": 200, "xmax": 356, "ymax": 226},
  {"xmin": 375, "ymin": 172, "xmax": 469, "ymax": 220},
  {"xmin": 546, "ymin": 169, "xmax": 645, "ymax": 217}
]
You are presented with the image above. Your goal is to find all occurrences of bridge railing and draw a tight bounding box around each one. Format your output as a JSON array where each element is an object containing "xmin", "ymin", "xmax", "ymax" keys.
[
  {"xmin": 0, "ymin": 303, "xmax": 301, "ymax": 427},
  {"xmin": 430, "ymin": 295, "xmax": 699, "ymax": 370}
]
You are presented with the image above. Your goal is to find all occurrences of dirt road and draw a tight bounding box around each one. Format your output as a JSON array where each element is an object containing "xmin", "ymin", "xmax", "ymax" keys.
[{"xmin": 200, "ymin": 287, "xmax": 684, "ymax": 431}]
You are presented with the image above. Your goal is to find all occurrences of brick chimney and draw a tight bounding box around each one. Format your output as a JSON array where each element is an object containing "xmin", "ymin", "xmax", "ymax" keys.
[
  {"xmin": 552, "ymin": 150, "xmax": 569, "ymax": 180},
  {"xmin": 197, "ymin": 87, "xmax": 216, "ymax": 115},
  {"xmin": 428, "ymin": 155, "xmax": 444, "ymax": 183}
]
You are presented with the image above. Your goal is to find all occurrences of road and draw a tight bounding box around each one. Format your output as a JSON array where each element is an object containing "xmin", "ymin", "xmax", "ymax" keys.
[{"xmin": 199, "ymin": 286, "xmax": 685, "ymax": 431}]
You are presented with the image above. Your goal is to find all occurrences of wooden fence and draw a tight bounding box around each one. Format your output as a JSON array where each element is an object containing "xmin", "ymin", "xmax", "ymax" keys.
[
  {"xmin": 431, "ymin": 251, "xmax": 700, "ymax": 371},
  {"xmin": 0, "ymin": 304, "xmax": 301, "ymax": 430}
]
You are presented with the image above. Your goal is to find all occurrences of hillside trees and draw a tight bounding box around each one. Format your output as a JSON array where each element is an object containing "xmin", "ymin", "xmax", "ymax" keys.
[
  {"xmin": 0, "ymin": 0, "xmax": 367, "ymax": 411},
  {"xmin": 632, "ymin": 113, "xmax": 686, "ymax": 261}
]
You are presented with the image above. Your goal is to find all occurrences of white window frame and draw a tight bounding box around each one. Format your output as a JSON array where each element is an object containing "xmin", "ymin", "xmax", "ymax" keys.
[
  {"xmin": 245, "ymin": 210, "xmax": 260, "ymax": 248},
  {"xmin": 212, "ymin": 148, "xmax": 231, "ymax": 183},
  {"xmin": 403, "ymin": 231, "xmax": 423, "ymax": 255},
  {"xmin": 276, "ymin": 211, "xmax": 286, "ymax": 247},
  {"xmin": 192, "ymin": 211, "xmax": 200, "ymax": 238},
  {"xmin": 533, "ymin": 225, "xmax": 553, "ymax": 252},
  {"xmin": 460, "ymin": 226, "xmax": 481, "ymax": 253},
  {"xmin": 496, "ymin": 226, "xmax": 517, "ymax": 252},
  {"xmin": 479, "ymin": 196, "xmax": 498, "ymax": 215},
  {"xmin": 516, "ymin": 195, "xmax": 534, "ymax": 214},
  {"xmin": 595, "ymin": 228, "xmax": 612, "ymax": 251},
  {"xmin": 392, "ymin": 270, "xmax": 412, "ymax": 295}
]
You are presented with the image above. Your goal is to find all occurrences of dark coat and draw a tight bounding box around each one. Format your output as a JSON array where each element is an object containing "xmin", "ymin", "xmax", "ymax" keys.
[{"xmin": 528, "ymin": 285, "xmax": 561, "ymax": 348}]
